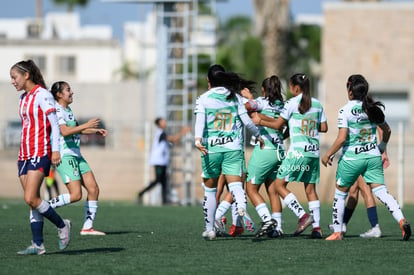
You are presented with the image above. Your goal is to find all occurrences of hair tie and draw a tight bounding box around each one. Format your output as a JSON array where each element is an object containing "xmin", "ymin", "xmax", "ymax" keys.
[{"xmin": 15, "ymin": 64, "xmax": 29, "ymax": 72}]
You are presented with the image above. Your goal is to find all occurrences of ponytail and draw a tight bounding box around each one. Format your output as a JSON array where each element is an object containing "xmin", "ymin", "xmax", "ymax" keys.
[
  {"xmin": 290, "ymin": 73, "xmax": 311, "ymax": 114},
  {"xmin": 347, "ymin": 74, "xmax": 385, "ymax": 124},
  {"xmin": 11, "ymin": 60, "xmax": 47, "ymax": 89}
]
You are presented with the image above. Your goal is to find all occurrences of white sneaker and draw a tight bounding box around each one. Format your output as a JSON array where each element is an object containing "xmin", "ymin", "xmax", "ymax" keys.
[
  {"xmin": 17, "ymin": 242, "xmax": 46, "ymax": 255},
  {"xmin": 360, "ymin": 224, "xmax": 381, "ymax": 238},
  {"xmin": 202, "ymin": 230, "xmax": 216, "ymax": 240},
  {"xmin": 237, "ymin": 208, "xmax": 255, "ymax": 233}
]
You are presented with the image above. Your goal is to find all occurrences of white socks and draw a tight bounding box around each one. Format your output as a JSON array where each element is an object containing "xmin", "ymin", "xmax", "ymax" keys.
[
  {"xmin": 49, "ymin": 194, "xmax": 71, "ymax": 208},
  {"xmin": 309, "ymin": 200, "xmax": 321, "ymax": 228},
  {"xmin": 284, "ymin": 193, "xmax": 306, "ymax": 219},
  {"xmin": 82, "ymin": 200, "xmax": 99, "ymax": 230},
  {"xmin": 331, "ymin": 189, "xmax": 348, "ymax": 233},
  {"xmin": 228, "ymin": 181, "xmax": 247, "ymax": 213},
  {"xmin": 271, "ymin": 212, "xmax": 282, "ymax": 231},
  {"xmin": 373, "ymin": 185, "xmax": 404, "ymax": 222},
  {"xmin": 202, "ymin": 184, "xmax": 217, "ymax": 231},
  {"xmin": 255, "ymin": 203, "xmax": 271, "ymax": 222},
  {"xmin": 215, "ymin": 200, "xmax": 231, "ymax": 221}
]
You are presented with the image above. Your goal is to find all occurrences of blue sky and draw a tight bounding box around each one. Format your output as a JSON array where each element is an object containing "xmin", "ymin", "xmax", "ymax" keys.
[{"xmin": 0, "ymin": 0, "xmax": 410, "ymax": 42}]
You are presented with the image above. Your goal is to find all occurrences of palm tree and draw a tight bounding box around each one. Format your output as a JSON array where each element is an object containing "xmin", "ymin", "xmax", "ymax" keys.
[
  {"xmin": 53, "ymin": 0, "xmax": 90, "ymax": 12},
  {"xmin": 253, "ymin": 0, "xmax": 290, "ymax": 76}
]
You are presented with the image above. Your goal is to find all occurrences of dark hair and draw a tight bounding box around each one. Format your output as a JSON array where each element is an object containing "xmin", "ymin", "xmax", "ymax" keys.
[
  {"xmin": 154, "ymin": 117, "xmax": 163, "ymax": 126},
  {"xmin": 290, "ymin": 73, "xmax": 311, "ymax": 114},
  {"xmin": 50, "ymin": 81, "xmax": 68, "ymax": 101},
  {"xmin": 11, "ymin": 60, "xmax": 47, "ymax": 89},
  {"xmin": 207, "ymin": 64, "xmax": 225, "ymax": 86},
  {"xmin": 347, "ymin": 74, "xmax": 385, "ymax": 124},
  {"xmin": 262, "ymin": 75, "xmax": 283, "ymax": 106},
  {"xmin": 207, "ymin": 64, "xmax": 255, "ymax": 100}
]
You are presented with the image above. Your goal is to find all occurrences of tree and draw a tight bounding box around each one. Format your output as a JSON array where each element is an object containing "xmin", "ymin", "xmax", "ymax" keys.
[
  {"xmin": 52, "ymin": 0, "xmax": 89, "ymax": 12},
  {"xmin": 253, "ymin": 0, "xmax": 290, "ymax": 76},
  {"xmin": 215, "ymin": 16, "xmax": 264, "ymax": 90},
  {"xmin": 285, "ymin": 24, "xmax": 321, "ymax": 78}
]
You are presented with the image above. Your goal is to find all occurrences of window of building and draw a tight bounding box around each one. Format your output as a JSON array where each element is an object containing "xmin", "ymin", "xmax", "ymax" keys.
[
  {"xmin": 58, "ymin": 56, "xmax": 76, "ymax": 75},
  {"xmin": 370, "ymin": 90, "xmax": 410, "ymax": 131},
  {"xmin": 25, "ymin": 55, "xmax": 46, "ymax": 73},
  {"xmin": 27, "ymin": 22, "xmax": 41, "ymax": 38}
]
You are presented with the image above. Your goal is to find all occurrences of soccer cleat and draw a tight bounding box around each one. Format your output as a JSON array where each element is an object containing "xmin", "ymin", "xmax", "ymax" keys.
[
  {"xmin": 267, "ymin": 228, "xmax": 284, "ymax": 238},
  {"xmin": 202, "ymin": 230, "xmax": 216, "ymax": 241},
  {"xmin": 399, "ymin": 219, "xmax": 411, "ymax": 241},
  {"xmin": 17, "ymin": 242, "xmax": 46, "ymax": 255},
  {"xmin": 58, "ymin": 219, "xmax": 71, "ymax": 250},
  {"xmin": 310, "ymin": 227, "xmax": 323, "ymax": 239},
  {"xmin": 214, "ymin": 218, "xmax": 226, "ymax": 236},
  {"xmin": 359, "ymin": 224, "xmax": 381, "ymax": 238},
  {"xmin": 293, "ymin": 213, "xmax": 314, "ymax": 236},
  {"xmin": 237, "ymin": 208, "xmax": 255, "ymax": 233},
  {"xmin": 325, "ymin": 232, "xmax": 343, "ymax": 241},
  {"xmin": 80, "ymin": 228, "xmax": 106, "ymax": 236},
  {"xmin": 255, "ymin": 219, "xmax": 277, "ymax": 238},
  {"xmin": 228, "ymin": 225, "xmax": 244, "ymax": 237}
]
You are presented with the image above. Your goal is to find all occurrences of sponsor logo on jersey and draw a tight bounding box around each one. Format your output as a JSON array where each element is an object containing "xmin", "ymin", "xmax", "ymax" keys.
[
  {"xmin": 304, "ymin": 144, "xmax": 319, "ymax": 152},
  {"xmin": 355, "ymin": 143, "xmax": 376, "ymax": 154},
  {"xmin": 351, "ymin": 108, "xmax": 364, "ymax": 116},
  {"xmin": 210, "ymin": 136, "xmax": 233, "ymax": 147}
]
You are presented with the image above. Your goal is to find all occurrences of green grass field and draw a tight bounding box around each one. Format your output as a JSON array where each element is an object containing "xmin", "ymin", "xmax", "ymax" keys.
[{"xmin": 1, "ymin": 198, "xmax": 413, "ymax": 275}]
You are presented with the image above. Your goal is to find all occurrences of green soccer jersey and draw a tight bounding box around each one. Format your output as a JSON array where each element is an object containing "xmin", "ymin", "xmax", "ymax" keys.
[
  {"xmin": 281, "ymin": 93, "xmax": 326, "ymax": 158},
  {"xmin": 55, "ymin": 103, "xmax": 81, "ymax": 157},
  {"xmin": 337, "ymin": 100, "xmax": 381, "ymax": 160},
  {"xmin": 194, "ymin": 87, "xmax": 246, "ymax": 153}
]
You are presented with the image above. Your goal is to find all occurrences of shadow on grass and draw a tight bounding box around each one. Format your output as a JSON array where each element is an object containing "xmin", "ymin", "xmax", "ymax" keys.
[{"xmin": 50, "ymin": 247, "xmax": 124, "ymax": 255}]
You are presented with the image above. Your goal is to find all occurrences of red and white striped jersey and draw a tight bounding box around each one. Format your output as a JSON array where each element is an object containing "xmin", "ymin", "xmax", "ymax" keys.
[{"xmin": 18, "ymin": 85, "xmax": 56, "ymax": 160}]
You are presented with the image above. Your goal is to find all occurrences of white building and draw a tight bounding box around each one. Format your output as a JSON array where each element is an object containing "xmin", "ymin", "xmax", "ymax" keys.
[{"xmin": 0, "ymin": 12, "xmax": 122, "ymax": 84}]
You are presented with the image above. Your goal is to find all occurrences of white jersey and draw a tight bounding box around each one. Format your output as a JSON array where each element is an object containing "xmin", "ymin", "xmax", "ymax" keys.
[
  {"xmin": 55, "ymin": 103, "xmax": 81, "ymax": 157},
  {"xmin": 194, "ymin": 87, "xmax": 247, "ymax": 153},
  {"xmin": 281, "ymin": 93, "xmax": 326, "ymax": 158},
  {"xmin": 149, "ymin": 128, "xmax": 170, "ymax": 166},
  {"xmin": 338, "ymin": 100, "xmax": 381, "ymax": 160}
]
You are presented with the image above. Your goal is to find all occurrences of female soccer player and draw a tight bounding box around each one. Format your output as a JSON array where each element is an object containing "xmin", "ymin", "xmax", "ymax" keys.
[
  {"xmin": 10, "ymin": 60, "xmax": 71, "ymax": 255},
  {"xmin": 252, "ymin": 73, "xmax": 327, "ymax": 238},
  {"xmin": 194, "ymin": 64, "xmax": 264, "ymax": 240},
  {"xmin": 322, "ymin": 74, "xmax": 411, "ymax": 241},
  {"xmin": 48, "ymin": 81, "xmax": 106, "ymax": 236},
  {"xmin": 243, "ymin": 75, "xmax": 285, "ymax": 238},
  {"xmin": 329, "ymin": 149, "xmax": 389, "ymax": 238}
]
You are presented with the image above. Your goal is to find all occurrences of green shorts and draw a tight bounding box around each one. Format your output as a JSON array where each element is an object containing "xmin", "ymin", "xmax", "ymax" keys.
[
  {"xmin": 201, "ymin": 150, "xmax": 244, "ymax": 179},
  {"xmin": 56, "ymin": 155, "xmax": 91, "ymax": 184},
  {"xmin": 247, "ymin": 147, "xmax": 284, "ymax": 185},
  {"xmin": 336, "ymin": 156, "xmax": 384, "ymax": 187},
  {"xmin": 277, "ymin": 157, "xmax": 319, "ymax": 184}
]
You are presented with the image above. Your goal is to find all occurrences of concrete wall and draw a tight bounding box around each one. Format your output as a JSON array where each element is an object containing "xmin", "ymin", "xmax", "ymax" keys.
[{"xmin": 320, "ymin": 2, "xmax": 414, "ymax": 204}]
